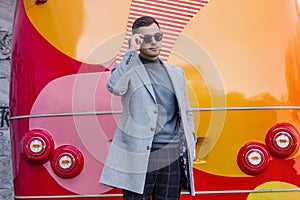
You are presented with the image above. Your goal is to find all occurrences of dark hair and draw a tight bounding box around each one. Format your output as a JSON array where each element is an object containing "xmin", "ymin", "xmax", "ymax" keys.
[{"xmin": 132, "ymin": 16, "xmax": 160, "ymax": 34}]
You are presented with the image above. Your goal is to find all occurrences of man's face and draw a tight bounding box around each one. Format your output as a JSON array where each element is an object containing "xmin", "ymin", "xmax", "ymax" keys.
[{"xmin": 138, "ymin": 23, "xmax": 162, "ymax": 60}]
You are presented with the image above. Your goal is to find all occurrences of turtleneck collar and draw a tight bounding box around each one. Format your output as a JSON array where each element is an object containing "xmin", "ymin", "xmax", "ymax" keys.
[{"xmin": 139, "ymin": 55, "xmax": 160, "ymax": 64}]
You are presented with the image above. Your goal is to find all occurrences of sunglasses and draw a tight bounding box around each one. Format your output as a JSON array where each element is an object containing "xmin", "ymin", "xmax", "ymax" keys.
[{"xmin": 143, "ymin": 33, "xmax": 163, "ymax": 43}]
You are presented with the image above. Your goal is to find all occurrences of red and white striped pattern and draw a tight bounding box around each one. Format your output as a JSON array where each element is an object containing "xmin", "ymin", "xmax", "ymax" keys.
[{"xmin": 115, "ymin": 0, "xmax": 210, "ymax": 63}]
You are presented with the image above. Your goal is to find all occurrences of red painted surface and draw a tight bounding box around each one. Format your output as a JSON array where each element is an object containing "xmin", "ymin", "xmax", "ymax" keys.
[{"xmin": 9, "ymin": 0, "xmax": 300, "ymax": 199}]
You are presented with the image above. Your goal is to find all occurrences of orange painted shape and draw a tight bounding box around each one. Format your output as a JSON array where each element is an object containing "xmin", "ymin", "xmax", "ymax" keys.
[{"xmin": 23, "ymin": 0, "xmax": 131, "ymax": 63}]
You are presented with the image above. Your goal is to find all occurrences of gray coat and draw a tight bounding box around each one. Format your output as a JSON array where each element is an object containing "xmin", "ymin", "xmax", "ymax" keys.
[{"xmin": 100, "ymin": 50, "xmax": 196, "ymax": 195}]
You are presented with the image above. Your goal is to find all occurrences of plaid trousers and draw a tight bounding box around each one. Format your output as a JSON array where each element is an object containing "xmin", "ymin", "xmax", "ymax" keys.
[{"xmin": 123, "ymin": 146, "xmax": 182, "ymax": 200}]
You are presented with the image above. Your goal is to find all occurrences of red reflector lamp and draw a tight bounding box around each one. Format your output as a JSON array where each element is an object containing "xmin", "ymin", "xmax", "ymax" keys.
[
  {"xmin": 22, "ymin": 129, "xmax": 54, "ymax": 163},
  {"xmin": 237, "ymin": 142, "xmax": 271, "ymax": 175},
  {"xmin": 51, "ymin": 145, "xmax": 84, "ymax": 178},
  {"xmin": 265, "ymin": 123, "xmax": 299, "ymax": 158}
]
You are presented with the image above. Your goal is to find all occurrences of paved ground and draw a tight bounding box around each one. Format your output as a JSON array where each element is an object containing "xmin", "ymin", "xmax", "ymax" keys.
[{"xmin": 0, "ymin": 0, "xmax": 15, "ymax": 199}]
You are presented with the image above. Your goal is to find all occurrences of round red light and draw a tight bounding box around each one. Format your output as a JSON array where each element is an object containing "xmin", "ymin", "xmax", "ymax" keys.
[
  {"xmin": 237, "ymin": 142, "xmax": 271, "ymax": 175},
  {"xmin": 265, "ymin": 123, "xmax": 299, "ymax": 158},
  {"xmin": 23, "ymin": 129, "xmax": 54, "ymax": 163},
  {"xmin": 27, "ymin": 136, "xmax": 46, "ymax": 156},
  {"xmin": 51, "ymin": 145, "xmax": 84, "ymax": 178}
]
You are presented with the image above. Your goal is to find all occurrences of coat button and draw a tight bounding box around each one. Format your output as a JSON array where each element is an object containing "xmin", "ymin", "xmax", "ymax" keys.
[
  {"xmin": 150, "ymin": 127, "xmax": 155, "ymax": 132},
  {"xmin": 120, "ymin": 88, "xmax": 126, "ymax": 94},
  {"xmin": 153, "ymin": 109, "xmax": 158, "ymax": 114}
]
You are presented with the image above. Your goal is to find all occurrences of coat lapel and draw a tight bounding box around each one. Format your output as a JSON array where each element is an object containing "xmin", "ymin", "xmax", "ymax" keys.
[
  {"xmin": 133, "ymin": 57, "xmax": 184, "ymax": 105},
  {"xmin": 164, "ymin": 63, "xmax": 184, "ymax": 107},
  {"xmin": 134, "ymin": 58, "xmax": 157, "ymax": 103}
]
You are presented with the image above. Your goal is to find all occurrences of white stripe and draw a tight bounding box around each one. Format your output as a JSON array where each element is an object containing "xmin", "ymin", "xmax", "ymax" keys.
[
  {"xmin": 133, "ymin": 1, "xmax": 200, "ymax": 15},
  {"xmin": 9, "ymin": 106, "xmax": 300, "ymax": 120},
  {"xmin": 127, "ymin": 11, "xmax": 190, "ymax": 24},
  {"xmin": 14, "ymin": 187, "xmax": 300, "ymax": 199},
  {"xmin": 191, "ymin": 106, "xmax": 300, "ymax": 111},
  {"xmin": 193, "ymin": 187, "xmax": 300, "ymax": 194}
]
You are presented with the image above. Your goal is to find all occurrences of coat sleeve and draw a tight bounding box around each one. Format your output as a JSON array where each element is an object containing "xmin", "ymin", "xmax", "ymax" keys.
[
  {"xmin": 183, "ymin": 74, "xmax": 197, "ymax": 159},
  {"xmin": 182, "ymin": 73, "xmax": 195, "ymax": 138},
  {"xmin": 107, "ymin": 50, "xmax": 138, "ymax": 96}
]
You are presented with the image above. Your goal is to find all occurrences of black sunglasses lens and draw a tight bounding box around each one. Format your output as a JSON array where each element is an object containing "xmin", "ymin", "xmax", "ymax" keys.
[
  {"xmin": 154, "ymin": 33, "xmax": 163, "ymax": 41},
  {"xmin": 143, "ymin": 33, "xmax": 163, "ymax": 43},
  {"xmin": 143, "ymin": 35, "xmax": 152, "ymax": 43}
]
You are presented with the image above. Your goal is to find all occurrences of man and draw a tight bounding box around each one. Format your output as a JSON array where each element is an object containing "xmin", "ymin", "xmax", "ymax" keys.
[{"xmin": 100, "ymin": 16, "xmax": 196, "ymax": 199}]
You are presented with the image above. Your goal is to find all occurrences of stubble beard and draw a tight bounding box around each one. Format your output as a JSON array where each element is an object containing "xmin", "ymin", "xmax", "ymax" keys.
[{"xmin": 140, "ymin": 47, "xmax": 161, "ymax": 60}]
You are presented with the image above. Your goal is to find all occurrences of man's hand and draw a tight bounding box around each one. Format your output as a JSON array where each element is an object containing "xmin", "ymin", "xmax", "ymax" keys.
[{"xmin": 128, "ymin": 34, "xmax": 144, "ymax": 51}]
